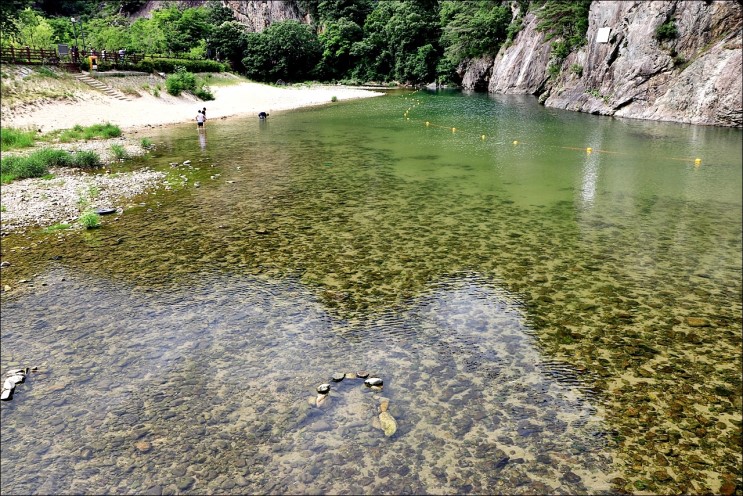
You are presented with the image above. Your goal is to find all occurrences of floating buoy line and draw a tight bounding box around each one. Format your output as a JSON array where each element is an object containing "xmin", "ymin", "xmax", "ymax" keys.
[{"xmin": 400, "ymin": 91, "xmax": 703, "ymax": 165}]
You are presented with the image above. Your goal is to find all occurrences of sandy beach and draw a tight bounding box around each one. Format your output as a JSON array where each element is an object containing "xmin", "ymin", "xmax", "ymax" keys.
[
  {"xmin": 1, "ymin": 75, "xmax": 385, "ymax": 133},
  {"xmin": 0, "ymin": 75, "xmax": 385, "ymax": 234}
]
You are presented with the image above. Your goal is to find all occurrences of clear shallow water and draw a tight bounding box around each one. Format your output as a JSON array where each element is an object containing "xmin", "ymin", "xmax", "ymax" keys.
[{"xmin": 1, "ymin": 90, "xmax": 741, "ymax": 495}]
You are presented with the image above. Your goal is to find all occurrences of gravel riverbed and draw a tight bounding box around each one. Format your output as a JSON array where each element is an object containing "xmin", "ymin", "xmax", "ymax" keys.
[{"xmin": 1, "ymin": 137, "xmax": 166, "ymax": 234}]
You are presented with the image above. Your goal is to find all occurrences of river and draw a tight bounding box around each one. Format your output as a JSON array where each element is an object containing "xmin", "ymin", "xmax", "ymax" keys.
[{"xmin": 1, "ymin": 90, "xmax": 741, "ymax": 495}]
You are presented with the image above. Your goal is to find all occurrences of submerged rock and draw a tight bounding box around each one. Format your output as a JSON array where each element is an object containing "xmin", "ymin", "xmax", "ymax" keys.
[
  {"xmin": 379, "ymin": 397, "xmax": 390, "ymax": 413},
  {"xmin": 316, "ymin": 394, "xmax": 330, "ymax": 409},
  {"xmin": 379, "ymin": 411, "xmax": 397, "ymax": 437},
  {"xmin": 331, "ymin": 373, "xmax": 345, "ymax": 382},
  {"xmin": 355, "ymin": 371, "xmax": 369, "ymax": 379},
  {"xmin": 317, "ymin": 383, "xmax": 331, "ymax": 394}
]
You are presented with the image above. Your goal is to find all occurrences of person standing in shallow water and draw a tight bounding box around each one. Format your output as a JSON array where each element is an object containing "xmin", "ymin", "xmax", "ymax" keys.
[{"xmin": 196, "ymin": 109, "xmax": 206, "ymax": 132}]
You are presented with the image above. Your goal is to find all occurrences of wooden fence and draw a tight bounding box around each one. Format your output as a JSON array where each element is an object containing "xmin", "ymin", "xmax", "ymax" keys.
[{"xmin": 1, "ymin": 46, "xmax": 207, "ymax": 67}]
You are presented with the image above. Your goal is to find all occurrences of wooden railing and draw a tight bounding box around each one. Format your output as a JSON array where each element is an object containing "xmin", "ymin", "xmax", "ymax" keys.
[
  {"xmin": 0, "ymin": 46, "xmax": 61, "ymax": 64},
  {"xmin": 1, "ymin": 46, "xmax": 208, "ymax": 67}
]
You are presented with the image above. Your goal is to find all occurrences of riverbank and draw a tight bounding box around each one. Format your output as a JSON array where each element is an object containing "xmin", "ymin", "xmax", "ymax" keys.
[
  {"xmin": 0, "ymin": 72, "xmax": 384, "ymax": 234},
  {"xmin": 1, "ymin": 72, "xmax": 385, "ymax": 133}
]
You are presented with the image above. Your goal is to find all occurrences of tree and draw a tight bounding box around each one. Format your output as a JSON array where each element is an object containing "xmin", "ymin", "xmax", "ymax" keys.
[
  {"xmin": 209, "ymin": 21, "xmax": 248, "ymax": 70},
  {"xmin": 440, "ymin": 1, "xmax": 511, "ymax": 65},
  {"xmin": 353, "ymin": 1, "xmax": 441, "ymax": 83},
  {"xmin": 0, "ymin": 0, "xmax": 32, "ymax": 37},
  {"xmin": 318, "ymin": 18, "xmax": 363, "ymax": 80},
  {"xmin": 11, "ymin": 8, "xmax": 56, "ymax": 48},
  {"xmin": 242, "ymin": 20, "xmax": 321, "ymax": 82},
  {"xmin": 128, "ymin": 17, "xmax": 165, "ymax": 54}
]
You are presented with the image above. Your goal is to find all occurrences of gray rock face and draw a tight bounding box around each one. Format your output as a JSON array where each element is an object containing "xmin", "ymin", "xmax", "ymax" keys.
[
  {"xmin": 460, "ymin": 1, "xmax": 742, "ymax": 127},
  {"xmin": 223, "ymin": 0, "xmax": 307, "ymax": 33}
]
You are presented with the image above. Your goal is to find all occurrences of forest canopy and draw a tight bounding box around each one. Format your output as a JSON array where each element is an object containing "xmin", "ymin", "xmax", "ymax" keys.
[{"xmin": 0, "ymin": 0, "xmax": 592, "ymax": 85}]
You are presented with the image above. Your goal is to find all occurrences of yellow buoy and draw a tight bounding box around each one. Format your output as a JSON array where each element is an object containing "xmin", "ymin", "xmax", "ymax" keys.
[
  {"xmin": 452, "ymin": 127, "xmax": 456, "ymax": 133},
  {"xmin": 406, "ymin": 117, "xmax": 410, "ymax": 121},
  {"xmin": 481, "ymin": 135, "xmax": 486, "ymax": 140},
  {"xmin": 694, "ymin": 158, "xmax": 702, "ymax": 165},
  {"xmin": 513, "ymin": 140, "xmax": 519, "ymax": 145},
  {"xmin": 425, "ymin": 121, "xmax": 430, "ymax": 127},
  {"xmin": 586, "ymin": 147, "xmax": 593, "ymax": 153}
]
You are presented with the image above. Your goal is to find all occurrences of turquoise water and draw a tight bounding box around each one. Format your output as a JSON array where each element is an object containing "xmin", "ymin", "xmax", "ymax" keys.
[{"xmin": 1, "ymin": 90, "xmax": 741, "ymax": 495}]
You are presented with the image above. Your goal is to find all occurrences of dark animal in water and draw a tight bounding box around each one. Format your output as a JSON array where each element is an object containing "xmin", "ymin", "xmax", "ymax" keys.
[{"xmin": 259, "ymin": 112, "xmax": 269, "ymax": 119}]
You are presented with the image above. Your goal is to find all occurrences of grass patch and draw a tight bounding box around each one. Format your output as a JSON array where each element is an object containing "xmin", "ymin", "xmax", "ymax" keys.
[
  {"xmin": 110, "ymin": 144, "xmax": 128, "ymax": 160},
  {"xmin": 44, "ymin": 223, "xmax": 71, "ymax": 233},
  {"xmin": 1, "ymin": 127, "xmax": 39, "ymax": 151},
  {"xmin": 59, "ymin": 123, "xmax": 122, "ymax": 142},
  {"xmin": 0, "ymin": 148, "xmax": 102, "ymax": 184},
  {"xmin": 140, "ymin": 138, "xmax": 153, "ymax": 148},
  {"xmin": 0, "ymin": 148, "xmax": 69, "ymax": 183},
  {"xmin": 78, "ymin": 211, "xmax": 101, "ymax": 229}
]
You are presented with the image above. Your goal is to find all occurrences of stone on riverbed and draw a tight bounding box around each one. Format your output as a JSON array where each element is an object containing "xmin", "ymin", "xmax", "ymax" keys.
[
  {"xmin": 364, "ymin": 377, "xmax": 383, "ymax": 387},
  {"xmin": 1, "ymin": 388, "xmax": 13, "ymax": 401},
  {"xmin": 356, "ymin": 371, "xmax": 369, "ymax": 379},
  {"xmin": 316, "ymin": 394, "xmax": 331, "ymax": 409},
  {"xmin": 317, "ymin": 383, "xmax": 331, "ymax": 394},
  {"xmin": 379, "ymin": 411, "xmax": 397, "ymax": 437},
  {"xmin": 331, "ymin": 373, "xmax": 345, "ymax": 382}
]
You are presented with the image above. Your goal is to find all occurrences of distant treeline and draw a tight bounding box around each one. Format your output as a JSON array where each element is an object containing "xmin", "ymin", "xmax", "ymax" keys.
[{"xmin": 0, "ymin": 0, "xmax": 592, "ymax": 85}]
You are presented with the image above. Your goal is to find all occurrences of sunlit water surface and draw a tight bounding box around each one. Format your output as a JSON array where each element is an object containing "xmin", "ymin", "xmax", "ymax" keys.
[{"xmin": 1, "ymin": 90, "xmax": 741, "ymax": 495}]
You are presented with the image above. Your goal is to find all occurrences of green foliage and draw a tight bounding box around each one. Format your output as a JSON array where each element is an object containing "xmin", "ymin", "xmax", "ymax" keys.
[
  {"xmin": 350, "ymin": 1, "xmax": 441, "ymax": 83},
  {"xmin": 166, "ymin": 66, "xmax": 196, "ymax": 95},
  {"xmin": 0, "ymin": 148, "xmax": 70, "ymax": 183},
  {"xmin": 534, "ymin": 0, "xmax": 591, "ymax": 64},
  {"xmin": 655, "ymin": 21, "xmax": 678, "ymax": 42},
  {"xmin": 1, "ymin": 127, "xmax": 38, "ymax": 151},
  {"xmin": 110, "ymin": 144, "xmax": 127, "ymax": 159},
  {"xmin": 318, "ymin": 18, "xmax": 364, "ymax": 80},
  {"xmin": 69, "ymin": 150, "xmax": 102, "ymax": 168},
  {"xmin": 79, "ymin": 210, "xmax": 101, "ymax": 229},
  {"xmin": 193, "ymin": 86, "xmax": 214, "ymax": 101},
  {"xmin": 242, "ymin": 21, "xmax": 322, "ymax": 82},
  {"xmin": 44, "ymin": 222, "xmax": 72, "ymax": 233},
  {"xmin": 140, "ymin": 137, "xmax": 153, "ymax": 148},
  {"xmin": 440, "ymin": 1, "xmax": 511, "ymax": 65},
  {"xmin": 8, "ymin": 8, "xmax": 56, "ymax": 49},
  {"xmin": 135, "ymin": 58, "xmax": 226, "ymax": 74},
  {"xmin": 570, "ymin": 63, "xmax": 583, "ymax": 77},
  {"xmin": 208, "ymin": 21, "xmax": 248, "ymax": 71},
  {"xmin": 0, "ymin": 0, "xmax": 32, "ymax": 37},
  {"xmin": 59, "ymin": 123, "xmax": 121, "ymax": 142}
]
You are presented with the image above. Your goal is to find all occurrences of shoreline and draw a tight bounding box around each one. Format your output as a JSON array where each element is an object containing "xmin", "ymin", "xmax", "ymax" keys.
[
  {"xmin": 1, "ymin": 77, "xmax": 386, "ymax": 134},
  {"xmin": 0, "ymin": 78, "xmax": 385, "ymax": 234}
]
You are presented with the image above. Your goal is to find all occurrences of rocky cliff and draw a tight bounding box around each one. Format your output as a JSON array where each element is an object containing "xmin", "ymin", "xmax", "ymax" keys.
[
  {"xmin": 459, "ymin": 1, "xmax": 742, "ymax": 127},
  {"xmin": 133, "ymin": 0, "xmax": 307, "ymax": 32}
]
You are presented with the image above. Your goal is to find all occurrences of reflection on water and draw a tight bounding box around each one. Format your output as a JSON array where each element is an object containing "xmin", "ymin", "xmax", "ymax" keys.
[{"xmin": 2, "ymin": 91, "xmax": 741, "ymax": 494}]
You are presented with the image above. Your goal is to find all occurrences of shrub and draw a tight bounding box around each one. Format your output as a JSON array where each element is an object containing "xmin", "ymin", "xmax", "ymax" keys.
[
  {"xmin": 135, "ymin": 58, "xmax": 226, "ymax": 74},
  {"xmin": 655, "ymin": 21, "xmax": 678, "ymax": 41},
  {"xmin": 44, "ymin": 223, "xmax": 71, "ymax": 233},
  {"xmin": 166, "ymin": 66, "xmax": 197, "ymax": 96},
  {"xmin": 110, "ymin": 144, "xmax": 128, "ymax": 160},
  {"xmin": 0, "ymin": 148, "xmax": 67, "ymax": 183},
  {"xmin": 79, "ymin": 211, "xmax": 101, "ymax": 229},
  {"xmin": 70, "ymin": 151, "xmax": 102, "ymax": 169},
  {"xmin": 570, "ymin": 63, "xmax": 583, "ymax": 77},
  {"xmin": 140, "ymin": 138, "xmax": 153, "ymax": 148},
  {"xmin": 193, "ymin": 85, "xmax": 214, "ymax": 100}
]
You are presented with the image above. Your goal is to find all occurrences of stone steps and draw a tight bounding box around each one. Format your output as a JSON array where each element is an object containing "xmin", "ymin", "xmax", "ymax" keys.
[{"xmin": 74, "ymin": 73, "xmax": 132, "ymax": 101}]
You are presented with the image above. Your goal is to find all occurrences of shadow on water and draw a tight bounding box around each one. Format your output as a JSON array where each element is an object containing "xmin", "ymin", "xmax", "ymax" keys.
[{"xmin": 2, "ymin": 90, "xmax": 741, "ymax": 494}]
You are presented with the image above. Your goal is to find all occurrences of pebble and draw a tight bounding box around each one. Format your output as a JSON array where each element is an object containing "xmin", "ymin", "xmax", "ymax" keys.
[
  {"xmin": 356, "ymin": 371, "xmax": 369, "ymax": 378},
  {"xmin": 135, "ymin": 440, "xmax": 152, "ymax": 453},
  {"xmin": 364, "ymin": 377, "xmax": 383, "ymax": 387},
  {"xmin": 379, "ymin": 411, "xmax": 397, "ymax": 437},
  {"xmin": 331, "ymin": 373, "xmax": 345, "ymax": 382},
  {"xmin": 317, "ymin": 383, "xmax": 330, "ymax": 394}
]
